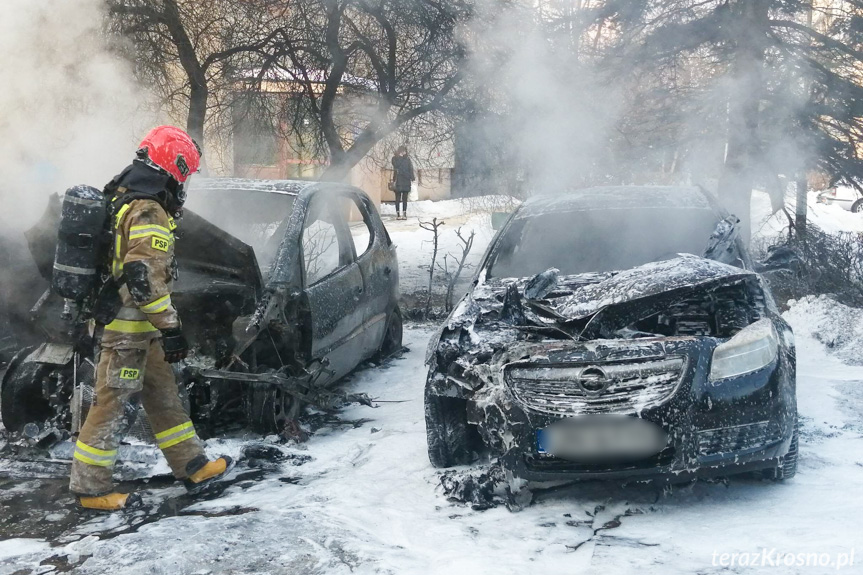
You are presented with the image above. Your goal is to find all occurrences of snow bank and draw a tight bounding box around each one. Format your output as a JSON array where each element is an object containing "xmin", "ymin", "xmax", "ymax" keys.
[
  {"xmin": 379, "ymin": 195, "xmax": 518, "ymax": 219},
  {"xmin": 751, "ymin": 189, "xmax": 863, "ymax": 246},
  {"xmin": 0, "ymin": 538, "xmax": 49, "ymax": 561},
  {"xmin": 783, "ymin": 295, "xmax": 863, "ymax": 365}
]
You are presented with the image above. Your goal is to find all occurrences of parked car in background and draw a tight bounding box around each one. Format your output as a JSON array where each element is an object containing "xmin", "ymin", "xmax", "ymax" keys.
[
  {"xmin": 817, "ymin": 186, "xmax": 863, "ymax": 212},
  {"xmin": 424, "ymin": 186, "xmax": 798, "ymax": 485},
  {"xmin": 1, "ymin": 179, "xmax": 402, "ymax": 444}
]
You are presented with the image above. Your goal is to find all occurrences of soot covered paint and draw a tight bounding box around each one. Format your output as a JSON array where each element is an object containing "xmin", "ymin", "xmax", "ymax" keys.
[
  {"xmin": 424, "ymin": 186, "xmax": 798, "ymax": 487},
  {"xmin": 0, "ymin": 180, "xmax": 400, "ymax": 450}
]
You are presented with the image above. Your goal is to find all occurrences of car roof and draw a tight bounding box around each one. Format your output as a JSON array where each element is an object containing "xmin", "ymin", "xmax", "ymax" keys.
[
  {"xmin": 190, "ymin": 177, "xmax": 312, "ymax": 196},
  {"xmin": 517, "ymin": 186, "xmax": 715, "ymax": 217}
]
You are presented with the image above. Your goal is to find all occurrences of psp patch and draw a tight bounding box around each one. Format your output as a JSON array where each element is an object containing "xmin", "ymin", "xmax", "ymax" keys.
[
  {"xmin": 119, "ymin": 368, "xmax": 140, "ymax": 380},
  {"xmin": 151, "ymin": 236, "xmax": 170, "ymax": 252}
]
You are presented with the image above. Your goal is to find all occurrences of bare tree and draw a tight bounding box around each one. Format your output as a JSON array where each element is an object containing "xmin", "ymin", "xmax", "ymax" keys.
[
  {"xmin": 109, "ymin": 0, "xmax": 468, "ymax": 178},
  {"xmin": 244, "ymin": 0, "xmax": 469, "ymax": 180},
  {"xmin": 443, "ymin": 227, "xmax": 475, "ymax": 312},
  {"xmin": 419, "ymin": 218, "xmax": 444, "ymax": 319},
  {"xmin": 107, "ymin": 0, "xmax": 287, "ymax": 153},
  {"xmin": 619, "ymin": 0, "xmax": 863, "ymax": 232}
]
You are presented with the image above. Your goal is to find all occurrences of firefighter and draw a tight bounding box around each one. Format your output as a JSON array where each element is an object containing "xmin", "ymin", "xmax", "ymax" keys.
[{"xmin": 70, "ymin": 126, "xmax": 233, "ymax": 511}]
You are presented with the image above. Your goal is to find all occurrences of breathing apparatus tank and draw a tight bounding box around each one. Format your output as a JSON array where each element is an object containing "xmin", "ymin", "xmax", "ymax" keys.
[{"xmin": 52, "ymin": 185, "xmax": 109, "ymax": 302}]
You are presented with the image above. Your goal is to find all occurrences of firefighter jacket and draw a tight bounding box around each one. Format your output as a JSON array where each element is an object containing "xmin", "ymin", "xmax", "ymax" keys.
[{"xmin": 101, "ymin": 196, "xmax": 181, "ymax": 349}]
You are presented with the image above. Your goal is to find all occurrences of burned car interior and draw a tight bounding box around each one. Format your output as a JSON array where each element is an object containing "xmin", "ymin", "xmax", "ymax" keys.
[
  {"xmin": 488, "ymin": 205, "xmax": 744, "ymax": 277},
  {"xmin": 1, "ymin": 179, "xmax": 401, "ymax": 447},
  {"xmin": 425, "ymin": 186, "xmax": 797, "ymax": 487}
]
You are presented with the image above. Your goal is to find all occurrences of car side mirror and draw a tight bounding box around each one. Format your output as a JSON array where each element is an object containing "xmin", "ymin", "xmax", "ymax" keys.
[
  {"xmin": 754, "ymin": 245, "xmax": 802, "ymax": 274},
  {"xmin": 703, "ymin": 216, "xmax": 740, "ymax": 265}
]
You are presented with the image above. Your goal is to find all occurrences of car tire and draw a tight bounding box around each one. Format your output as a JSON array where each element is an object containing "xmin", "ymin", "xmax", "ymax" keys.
[
  {"xmin": 244, "ymin": 384, "xmax": 296, "ymax": 435},
  {"xmin": 425, "ymin": 387, "xmax": 475, "ymax": 468},
  {"xmin": 0, "ymin": 347, "xmax": 53, "ymax": 432},
  {"xmin": 375, "ymin": 306, "xmax": 403, "ymax": 360},
  {"xmin": 852, "ymin": 199, "xmax": 863, "ymax": 213},
  {"xmin": 763, "ymin": 422, "xmax": 798, "ymax": 481}
]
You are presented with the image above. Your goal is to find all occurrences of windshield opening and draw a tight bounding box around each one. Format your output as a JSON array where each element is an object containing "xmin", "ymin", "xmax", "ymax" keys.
[
  {"xmin": 488, "ymin": 207, "xmax": 722, "ymax": 278},
  {"xmin": 185, "ymin": 188, "xmax": 295, "ymax": 273}
]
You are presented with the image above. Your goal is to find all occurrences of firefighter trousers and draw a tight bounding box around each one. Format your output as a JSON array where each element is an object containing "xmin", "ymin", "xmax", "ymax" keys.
[{"xmin": 69, "ymin": 338, "xmax": 205, "ymax": 496}]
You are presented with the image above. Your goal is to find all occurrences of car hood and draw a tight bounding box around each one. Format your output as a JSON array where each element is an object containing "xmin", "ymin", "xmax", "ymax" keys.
[
  {"xmin": 444, "ymin": 254, "xmax": 759, "ymax": 343},
  {"xmin": 25, "ymin": 193, "xmax": 262, "ymax": 296},
  {"xmin": 529, "ymin": 254, "xmax": 755, "ymax": 320}
]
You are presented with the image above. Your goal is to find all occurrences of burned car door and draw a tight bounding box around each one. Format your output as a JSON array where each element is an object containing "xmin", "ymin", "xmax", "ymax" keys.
[
  {"xmin": 345, "ymin": 192, "xmax": 395, "ymax": 357},
  {"xmin": 300, "ymin": 192, "xmax": 367, "ymax": 383}
]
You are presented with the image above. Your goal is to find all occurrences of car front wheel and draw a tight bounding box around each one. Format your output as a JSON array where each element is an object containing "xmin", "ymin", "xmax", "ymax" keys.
[
  {"xmin": 0, "ymin": 347, "xmax": 53, "ymax": 432},
  {"xmin": 425, "ymin": 386, "xmax": 475, "ymax": 468},
  {"xmin": 852, "ymin": 199, "xmax": 863, "ymax": 213}
]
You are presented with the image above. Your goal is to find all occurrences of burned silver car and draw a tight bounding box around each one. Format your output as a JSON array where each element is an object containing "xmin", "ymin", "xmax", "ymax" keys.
[
  {"xmin": 1, "ymin": 179, "xmax": 401, "ymax": 442},
  {"xmin": 425, "ymin": 186, "xmax": 797, "ymax": 483}
]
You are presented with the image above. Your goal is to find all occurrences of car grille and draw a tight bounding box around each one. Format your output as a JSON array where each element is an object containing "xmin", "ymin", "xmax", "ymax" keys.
[
  {"xmin": 697, "ymin": 421, "xmax": 783, "ymax": 456},
  {"xmin": 504, "ymin": 356, "xmax": 686, "ymax": 416}
]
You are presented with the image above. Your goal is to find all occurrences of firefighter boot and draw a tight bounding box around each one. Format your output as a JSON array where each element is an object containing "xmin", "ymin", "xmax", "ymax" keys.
[
  {"xmin": 78, "ymin": 492, "xmax": 143, "ymax": 511},
  {"xmin": 183, "ymin": 455, "xmax": 235, "ymax": 494}
]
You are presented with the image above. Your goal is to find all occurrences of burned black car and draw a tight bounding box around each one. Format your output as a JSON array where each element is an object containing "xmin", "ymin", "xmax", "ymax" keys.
[
  {"xmin": 1, "ymin": 179, "xmax": 401, "ymax": 445},
  {"xmin": 425, "ymin": 186, "xmax": 797, "ymax": 483}
]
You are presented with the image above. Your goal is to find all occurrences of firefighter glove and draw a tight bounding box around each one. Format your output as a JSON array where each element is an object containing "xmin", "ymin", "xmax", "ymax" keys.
[{"xmin": 160, "ymin": 328, "xmax": 189, "ymax": 363}]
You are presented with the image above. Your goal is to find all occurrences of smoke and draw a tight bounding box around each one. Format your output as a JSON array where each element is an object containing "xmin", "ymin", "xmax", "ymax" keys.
[
  {"xmin": 0, "ymin": 0, "xmax": 155, "ymax": 230},
  {"xmin": 457, "ymin": 0, "xmax": 822, "ymax": 222},
  {"xmin": 457, "ymin": 2, "xmax": 623, "ymax": 197}
]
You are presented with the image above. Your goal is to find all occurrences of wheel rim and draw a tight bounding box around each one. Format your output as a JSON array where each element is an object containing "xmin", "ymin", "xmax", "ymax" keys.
[
  {"xmin": 245, "ymin": 384, "xmax": 295, "ymax": 433},
  {"xmin": 271, "ymin": 388, "xmax": 295, "ymax": 431},
  {"xmin": 383, "ymin": 311, "xmax": 403, "ymax": 355},
  {"xmin": 1, "ymin": 347, "xmax": 54, "ymax": 432}
]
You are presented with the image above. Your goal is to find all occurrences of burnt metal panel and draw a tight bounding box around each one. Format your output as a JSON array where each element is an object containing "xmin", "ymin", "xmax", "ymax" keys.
[{"xmin": 174, "ymin": 209, "xmax": 262, "ymax": 297}]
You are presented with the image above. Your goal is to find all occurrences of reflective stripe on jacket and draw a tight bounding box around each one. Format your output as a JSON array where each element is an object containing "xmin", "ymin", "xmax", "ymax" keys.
[{"xmin": 103, "ymin": 197, "xmax": 180, "ymax": 342}]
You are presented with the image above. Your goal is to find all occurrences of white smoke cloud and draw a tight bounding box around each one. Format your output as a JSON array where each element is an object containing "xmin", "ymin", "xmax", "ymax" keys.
[
  {"xmin": 0, "ymin": 0, "xmax": 156, "ymax": 229},
  {"xmin": 461, "ymin": 3, "xmax": 623, "ymax": 195}
]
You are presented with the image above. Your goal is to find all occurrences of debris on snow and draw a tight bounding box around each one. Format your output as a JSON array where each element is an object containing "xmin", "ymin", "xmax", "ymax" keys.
[{"xmin": 439, "ymin": 463, "xmax": 506, "ymax": 510}]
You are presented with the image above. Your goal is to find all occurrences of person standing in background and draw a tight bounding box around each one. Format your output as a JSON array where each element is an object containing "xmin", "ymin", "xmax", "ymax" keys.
[{"xmin": 391, "ymin": 146, "xmax": 415, "ymax": 220}]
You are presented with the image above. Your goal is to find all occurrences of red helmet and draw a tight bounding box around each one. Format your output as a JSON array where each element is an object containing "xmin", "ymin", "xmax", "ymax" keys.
[{"xmin": 137, "ymin": 126, "xmax": 201, "ymax": 183}]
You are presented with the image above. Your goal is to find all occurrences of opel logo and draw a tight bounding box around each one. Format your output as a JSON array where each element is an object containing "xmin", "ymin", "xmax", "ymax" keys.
[{"xmin": 577, "ymin": 366, "xmax": 611, "ymax": 397}]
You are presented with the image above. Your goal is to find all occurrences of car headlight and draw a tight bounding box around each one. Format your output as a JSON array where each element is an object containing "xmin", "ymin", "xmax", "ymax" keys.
[{"xmin": 709, "ymin": 319, "xmax": 779, "ymax": 381}]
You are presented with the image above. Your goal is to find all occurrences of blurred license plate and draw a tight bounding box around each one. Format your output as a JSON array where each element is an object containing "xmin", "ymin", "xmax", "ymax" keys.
[{"xmin": 536, "ymin": 416, "xmax": 668, "ymax": 461}]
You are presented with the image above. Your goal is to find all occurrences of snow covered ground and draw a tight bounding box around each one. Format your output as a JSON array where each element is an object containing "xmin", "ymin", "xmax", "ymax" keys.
[
  {"xmin": 3, "ymin": 318, "xmax": 861, "ymax": 574},
  {"xmin": 2, "ymin": 192, "xmax": 863, "ymax": 574},
  {"xmin": 376, "ymin": 196, "xmax": 513, "ymax": 295},
  {"xmin": 751, "ymin": 188, "xmax": 863, "ymax": 240}
]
